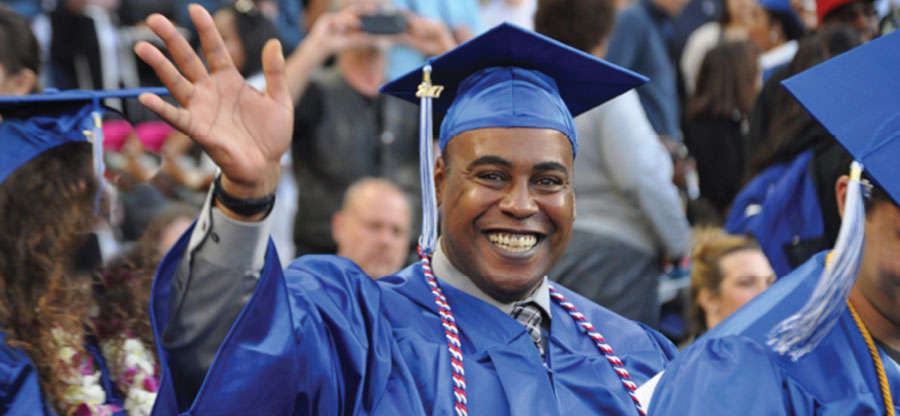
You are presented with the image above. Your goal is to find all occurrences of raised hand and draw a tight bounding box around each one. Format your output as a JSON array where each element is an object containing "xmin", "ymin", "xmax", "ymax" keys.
[
  {"xmin": 134, "ymin": 4, "xmax": 292, "ymax": 204},
  {"xmin": 392, "ymin": 13, "xmax": 458, "ymax": 57},
  {"xmin": 283, "ymin": 7, "xmax": 377, "ymax": 102}
]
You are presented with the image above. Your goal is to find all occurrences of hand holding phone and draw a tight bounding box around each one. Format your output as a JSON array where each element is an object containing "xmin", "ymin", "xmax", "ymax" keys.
[{"xmin": 359, "ymin": 14, "xmax": 407, "ymax": 34}]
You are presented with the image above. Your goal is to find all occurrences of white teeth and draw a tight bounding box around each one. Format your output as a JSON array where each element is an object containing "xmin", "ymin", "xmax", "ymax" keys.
[{"xmin": 487, "ymin": 232, "xmax": 538, "ymax": 253}]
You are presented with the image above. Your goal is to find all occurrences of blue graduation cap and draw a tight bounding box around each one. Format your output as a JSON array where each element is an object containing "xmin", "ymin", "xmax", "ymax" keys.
[
  {"xmin": 0, "ymin": 87, "xmax": 169, "ymax": 205},
  {"xmin": 768, "ymin": 30, "xmax": 900, "ymax": 360},
  {"xmin": 380, "ymin": 23, "xmax": 648, "ymax": 255},
  {"xmin": 783, "ymin": 31, "xmax": 900, "ymax": 207},
  {"xmin": 381, "ymin": 22, "xmax": 648, "ymax": 155}
]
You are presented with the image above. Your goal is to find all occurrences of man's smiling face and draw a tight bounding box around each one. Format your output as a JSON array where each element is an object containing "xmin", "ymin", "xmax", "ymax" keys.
[{"xmin": 435, "ymin": 127, "xmax": 575, "ymax": 303}]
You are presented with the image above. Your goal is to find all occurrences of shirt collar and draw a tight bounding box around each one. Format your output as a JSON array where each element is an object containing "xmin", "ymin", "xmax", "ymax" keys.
[{"xmin": 431, "ymin": 238, "xmax": 552, "ymax": 320}]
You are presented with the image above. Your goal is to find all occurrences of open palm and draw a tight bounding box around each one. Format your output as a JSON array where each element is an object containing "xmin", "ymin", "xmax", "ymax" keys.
[{"xmin": 135, "ymin": 5, "xmax": 292, "ymax": 197}]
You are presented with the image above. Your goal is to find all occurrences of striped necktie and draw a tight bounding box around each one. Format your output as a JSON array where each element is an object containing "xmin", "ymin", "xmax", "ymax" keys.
[{"xmin": 510, "ymin": 301, "xmax": 545, "ymax": 358}]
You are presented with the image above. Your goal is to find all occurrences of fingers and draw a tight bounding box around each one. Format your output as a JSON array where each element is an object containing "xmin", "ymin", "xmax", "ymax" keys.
[
  {"xmin": 138, "ymin": 92, "xmax": 191, "ymax": 135},
  {"xmin": 262, "ymin": 39, "xmax": 291, "ymax": 109},
  {"xmin": 134, "ymin": 41, "xmax": 193, "ymax": 104},
  {"xmin": 189, "ymin": 4, "xmax": 235, "ymax": 73},
  {"xmin": 145, "ymin": 13, "xmax": 207, "ymax": 82}
]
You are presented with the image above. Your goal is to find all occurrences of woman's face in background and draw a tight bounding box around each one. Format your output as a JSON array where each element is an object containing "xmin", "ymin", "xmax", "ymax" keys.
[{"xmin": 704, "ymin": 248, "xmax": 776, "ymax": 328}]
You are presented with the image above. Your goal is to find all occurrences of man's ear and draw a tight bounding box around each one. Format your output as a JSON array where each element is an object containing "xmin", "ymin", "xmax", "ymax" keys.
[
  {"xmin": 331, "ymin": 211, "xmax": 346, "ymax": 244},
  {"xmin": 434, "ymin": 156, "xmax": 446, "ymax": 207},
  {"xmin": 835, "ymin": 175, "xmax": 850, "ymax": 218},
  {"xmin": 572, "ymin": 192, "xmax": 577, "ymax": 221}
]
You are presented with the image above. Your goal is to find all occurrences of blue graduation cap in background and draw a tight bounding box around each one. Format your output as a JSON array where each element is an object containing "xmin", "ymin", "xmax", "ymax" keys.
[
  {"xmin": 783, "ymin": 30, "xmax": 900, "ymax": 207},
  {"xmin": 380, "ymin": 22, "xmax": 648, "ymax": 255},
  {"xmin": 768, "ymin": 30, "xmax": 900, "ymax": 360},
  {"xmin": 0, "ymin": 87, "xmax": 169, "ymax": 206}
]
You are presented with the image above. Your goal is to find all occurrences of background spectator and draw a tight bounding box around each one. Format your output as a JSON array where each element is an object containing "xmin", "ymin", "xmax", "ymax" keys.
[
  {"xmin": 683, "ymin": 40, "xmax": 760, "ymax": 222},
  {"xmin": 680, "ymin": 0, "xmax": 756, "ymax": 95},
  {"xmin": 212, "ymin": 0, "xmax": 281, "ymax": 79},
  {"xmin": 751, "ymin": 0, "xmax": 806, "ymax": 77},
  {"xmin": 387, "ymin": 0, "xmax": 480, "ymax": 80},
  {"xmin": 332, "ymin": 178, "xmax": 412, "ymax": 278},
  {"xmin": 479, "ymin": 0, "xmax": 537, "ymax": 30},
  {"xmin": 0, "ymin": 5, "xmax": 40, "ymax": 96},
  {"xmin": 746, "ymin": 0, "xmax": 875, "ymax": 163},
  {"xmin": 536, "ymin": 0, "xmax": 691, "ymax": 329},
  {"xmin": 726, "ymin": 27, "xmax": 862, "ymax": 278},
  {"xmin": 688, "ymin": 229, "xmax": 774, "ymax": 339},
  {"xmin": 284, "ymin": 0, "xmax": 457, "ymax": 257},
  {"xmin": 606, "ymin": 0, "xmax": 690, "ymax": 140},
  {"xmin": 174, "ymin": 0, "xmax": 303, "ymax": 52}
]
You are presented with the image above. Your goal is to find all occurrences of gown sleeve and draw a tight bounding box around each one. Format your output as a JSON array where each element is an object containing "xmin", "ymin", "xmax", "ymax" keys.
[
  {"xmin": 647, "ymin": 335, "xmax": 793, "ymax": 415},
  {"xmin": 154, "ymin": 187, "xmax": 273, "ymax": 410},
  {"xmin": 0, "ymin": 335, "xmax": 53, "ymax": 416},
  {"xmin": 150, "ymin": 189, "xmax": 425, "ymax": 415}
]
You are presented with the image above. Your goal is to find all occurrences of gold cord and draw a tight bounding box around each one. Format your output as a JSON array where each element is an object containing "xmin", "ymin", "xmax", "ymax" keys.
[{"xmin": 847, "ymin": 300, "xmax": 896, "ymax": 416}]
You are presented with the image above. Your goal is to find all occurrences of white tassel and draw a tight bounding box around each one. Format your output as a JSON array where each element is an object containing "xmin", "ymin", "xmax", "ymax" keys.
[
  {"xmin": 768, "ymin": 161, "xmax": 867, "ymax": 360},
  {"xmin": 417, "ymin": 64, "xmax": 439, "ymax": 255},
  {"xmin": 90, "ymin": 109, "xmax": 108, "ymax": 216}
]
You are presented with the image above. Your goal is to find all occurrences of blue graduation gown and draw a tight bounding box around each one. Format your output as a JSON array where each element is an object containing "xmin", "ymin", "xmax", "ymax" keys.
[
  {"xmin": 150, "ymin": 232, "xmax": 677, "ymax": 415},
  {"xmin": 0, "ymin": 332, "xmax": 126, "ymax": 415},
  {"xmin": 649, "ymin": 251, "xmax": 900, "ymax": 415}
]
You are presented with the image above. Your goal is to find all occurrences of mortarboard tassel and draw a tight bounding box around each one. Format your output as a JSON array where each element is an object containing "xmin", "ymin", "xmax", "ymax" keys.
[
  {"xmin": 89, "ymin": 106, "xmax": 108, "ymax": 215},
  {"xmin": 768, "ymin": 161, "xmax": 867, "ymax": 360},
  {"xmin": 416, "ymin": 63, "xmax": 443, "ymax": 255}
]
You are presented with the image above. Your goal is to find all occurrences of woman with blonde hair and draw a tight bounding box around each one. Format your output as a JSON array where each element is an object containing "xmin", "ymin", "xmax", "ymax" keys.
[{"xmin": 689, "ymin": 228, "xmax": 775, "ymax": 337}]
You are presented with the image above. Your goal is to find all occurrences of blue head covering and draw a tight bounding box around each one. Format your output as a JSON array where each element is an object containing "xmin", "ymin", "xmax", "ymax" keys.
[
  {"xmin": 768, "ymin": 30, "xmax": 900, "ymax": 360},
  {"xmin": 439, "ymin": 66, "xmax": 576, "ymax": 153},
  {"xmin": 380, "ymin": 23, "xmax": 647, "ymax": 254},
  {"xmin": 0, "ymin": 87, "xmax": 169, "ymax": 208}
]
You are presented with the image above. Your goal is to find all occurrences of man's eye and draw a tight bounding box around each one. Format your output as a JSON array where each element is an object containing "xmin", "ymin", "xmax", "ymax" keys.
[
  {"xmin": 479, "ymin": 172, "xmax": 505, "ymax": 181},
  {"xmin": 536, "ymin": 177, "xmax": 562, "ymax": 186}
]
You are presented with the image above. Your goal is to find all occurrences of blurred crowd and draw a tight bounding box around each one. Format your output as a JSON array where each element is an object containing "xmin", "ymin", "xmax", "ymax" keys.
[{"xmin": 1, "ymin": 0, "xmax": 899, "ymax": 410}]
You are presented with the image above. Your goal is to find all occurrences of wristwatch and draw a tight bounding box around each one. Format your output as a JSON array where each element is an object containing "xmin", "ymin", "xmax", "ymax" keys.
[{"xmin": 213, "ymin": 175, "xmax": 276, "ymax": 217}]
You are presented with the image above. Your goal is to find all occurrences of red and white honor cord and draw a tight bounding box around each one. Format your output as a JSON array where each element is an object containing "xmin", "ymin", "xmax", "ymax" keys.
[
  {"xmin": 418, "ymin": 248, "xmax": 468, "ymax": 416},
  {"xmin": 549, "ymin": 285, "xmax": 647, "ymax": 415},
  {"xmin": 418, "ymin": 245, "xmax": 643, "ymax": 416}
]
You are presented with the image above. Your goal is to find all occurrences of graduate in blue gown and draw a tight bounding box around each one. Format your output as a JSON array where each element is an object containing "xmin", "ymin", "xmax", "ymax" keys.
[
  {"xmin": 0, "ymin": 88, "xmax": 166, "ymax": 414},
  {"xmin": 648, "ymin": 30, "xmax": 900, "ymax": 415},
  {"xmin": 134, "ymin": 5, "xmax": 677, "ymax": 415}
]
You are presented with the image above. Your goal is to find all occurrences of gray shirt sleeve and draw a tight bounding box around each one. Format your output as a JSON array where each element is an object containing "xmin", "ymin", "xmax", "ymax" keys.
[
  {"xmin": 161, "ymin": 186, "xmax": 272, "ymax": 407},
  {"xmin": 599, "ymin": 91, "xmax": 691, "ymax": 259}
]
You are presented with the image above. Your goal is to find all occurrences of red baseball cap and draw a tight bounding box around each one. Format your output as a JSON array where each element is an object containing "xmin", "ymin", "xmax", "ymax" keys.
[{"xmin": 816, "ymin": 0, "xmax": 857, "ymax": 22}]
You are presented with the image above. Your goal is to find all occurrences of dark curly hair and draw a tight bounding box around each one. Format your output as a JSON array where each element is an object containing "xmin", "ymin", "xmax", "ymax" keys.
[
  {"xmin": 0, "ymin": 142, "xmax": 97, "ymax": 410},
  {"xmin": 0, "ymin": 139, "xmax": 160, "ymax": 411}
]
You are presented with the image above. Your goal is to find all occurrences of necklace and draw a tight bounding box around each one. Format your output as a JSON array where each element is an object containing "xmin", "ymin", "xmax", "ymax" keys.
[
  {"xmin": 54, "ymin": 327, "xmax": 159, "ymax": 415},
  {"xmin": 417, "ymin": 247, "xmax": 646, "ymax": 416},
  {"xmin": 847, "ymin": 300, "xmax": 895, "ymax": 416}
]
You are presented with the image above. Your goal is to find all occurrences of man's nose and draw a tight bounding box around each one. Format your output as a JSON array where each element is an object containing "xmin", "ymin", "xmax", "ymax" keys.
[{"xmin": 499, "ymin": 179, "xmax": 538, "ymax": 219}]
